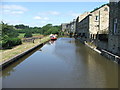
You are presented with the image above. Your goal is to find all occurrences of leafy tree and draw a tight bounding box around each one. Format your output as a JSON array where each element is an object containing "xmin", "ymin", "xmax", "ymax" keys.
[
  {"xmin": 42, "ymin": 24, "xmax": 52, "ymax": 34},
  {"xmin": 1, "ymin": 22, "xmax": 22, "ymax": 49},
  {"xmin": 24, "ymin": 32, "xmax": 33, "ymax": 38},
  {"xmin": 2, "ymin": 22, "xmax": 19, "ymax": 37},
  {"xmin": 50, "ymin": 27, "xmax": 59, "ymax": 34}
]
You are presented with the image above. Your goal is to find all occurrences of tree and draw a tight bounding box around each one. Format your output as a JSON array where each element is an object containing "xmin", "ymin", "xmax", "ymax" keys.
[
  {"xmin": 1, "ymin": 22, "xmax": 22, "ymax": 49},
  {"xmin": 44, "ymin": 26, "xmax": 60, "ymax": 35},
  {"xmin": 15, "ymin": 24, "xmax": 29, "ymax": 29},
  {"xmin": 42, "ymin": 24, "xmax": 52, "ymax": 34},
  {"xmin": 2, "ymin": 22, "xmax": 19, "ymax": 37},
  {"xmin": 24, "ymin": 32, "xmax": 33, "ymax": 38}
]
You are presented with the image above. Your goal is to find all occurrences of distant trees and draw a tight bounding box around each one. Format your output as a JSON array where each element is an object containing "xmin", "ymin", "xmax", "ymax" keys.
[
  {"xmin": 42, "ymin": 24, "xmax": 61, "ymax": 35},
  {"xmin": 0, "ymin": 22, "xmax": 61, "ymax": 49},
  {"xmin": 15, "ymin": 24, "xmax": 29, "ymax": 29},
  {"xmin": 42, "ymin": 24, "xmax": 52, "ymax": 34},
  {"xmin": 44, "ymin": 27, "xmax": 59, "ymax": 35},
  {"xmin": 15, "ymin": 24, "xmax": 43, "ymax": 34},
  {"xmin": 15, "ymin": 23, "xmax": 61, "ymax": 35}
]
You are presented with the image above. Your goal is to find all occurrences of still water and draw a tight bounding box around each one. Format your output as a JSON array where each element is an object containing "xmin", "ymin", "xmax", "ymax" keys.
[{"xmin": 2, "ymin": 38, "xmax": 119, "ymax": 88}]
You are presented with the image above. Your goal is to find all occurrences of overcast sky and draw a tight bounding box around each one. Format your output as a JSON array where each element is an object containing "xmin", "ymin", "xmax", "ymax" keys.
[{"xmin": 1, "ymin": 2, "xmax": 108, "ymax": 27}]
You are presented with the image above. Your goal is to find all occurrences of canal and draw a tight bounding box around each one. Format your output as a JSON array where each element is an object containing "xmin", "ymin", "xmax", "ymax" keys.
[{"xmin": 2, "ymin": 38, "xmax": 119, "ymax": 88}]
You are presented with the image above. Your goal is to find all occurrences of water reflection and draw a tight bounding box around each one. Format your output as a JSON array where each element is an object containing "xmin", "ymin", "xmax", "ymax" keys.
[
  {"xmin": 2, "ymin": 38, "xmax": 119, "ymax": 88},
  {"xmin": 2, "ymin": 46, "xmax": 43, "ymax": 78}
]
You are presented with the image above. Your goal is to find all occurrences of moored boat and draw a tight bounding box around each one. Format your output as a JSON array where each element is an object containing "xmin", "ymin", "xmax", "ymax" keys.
[
  {"xmin": 49, "ymin": 34, "xmax": 57, "ymax": 40},
  {"xmin": 50, "ymin": 37, "xmax": 57, "ymax": 40}
]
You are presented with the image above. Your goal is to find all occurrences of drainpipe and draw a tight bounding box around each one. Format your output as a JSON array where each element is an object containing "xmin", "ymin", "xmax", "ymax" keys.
[
  {"xmin": 96, "ymin": 10, "xmax": 101, "ymax": 46},
  {"xmin": 99, "ymin": 10, "xmax": 100, "ymax": 33}
]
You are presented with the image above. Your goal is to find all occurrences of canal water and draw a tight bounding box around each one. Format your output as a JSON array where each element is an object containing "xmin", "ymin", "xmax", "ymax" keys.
[{"xmin": 2, "ymin": 38, "xmax": 119, "ymax": 88}]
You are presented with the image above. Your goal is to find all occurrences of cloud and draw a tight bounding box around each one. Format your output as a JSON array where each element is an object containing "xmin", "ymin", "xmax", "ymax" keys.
[
  {"xmin": 11, "ymin": 11, "xmax": 24, "ymax": 14},
  {"xmin": 47, "ymin": 11, "xmax": 60, "ymax": 15},
  {"xmin": 71, "ymin": 13, "xmax": 80, "ymax": 17},
  {"xmin": 2, "ymin": 0, "xmax": 109, "ymax": 2},
  {"xmin": 67, "ymin": 11, "xmax": 80, "ymax": 18},
  {"xmin": 43, "ymin": 17, "xmax": 49, "ymax": 20},
  {"xmin": 2, "ymin": 19, "xmax": 24, "ymax": 25},
  {"xmin": 1, "ymin": 5, "xmax": 28, "ymax": 15},
  {"xmin": 34, "ymin": 16, "xmax": 42, "ymax": 20},
  {"xmin": 38, "ymin": 11, "xmax": 60, "ymax": 16},
  {"xmin": 68, "ymin": 11, "xmax": 80, "ymax": 18},
  {"xmin": 34, "ymin": 16, "xmax": 49, "ymax": 20}
]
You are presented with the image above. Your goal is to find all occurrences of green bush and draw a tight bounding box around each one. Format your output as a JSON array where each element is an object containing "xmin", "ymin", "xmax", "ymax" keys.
[
  {"xmin": 1, "ymin": 38, "xmax": 22, "ymax": 49},
  {"xmin": 24, "ymin": 32, "xmax": 33, "ymax": 38}
]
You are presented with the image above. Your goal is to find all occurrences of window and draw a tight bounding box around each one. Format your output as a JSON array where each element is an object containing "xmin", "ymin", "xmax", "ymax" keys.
[
  {"xmin": 113, "ymin": 18, "xmax": 118, "ymax": 34},
  {"xmin": 95, "ymin": 16, "xmax": 99, "ymax": 21},
  {"xmin": 104, "ymin": 7, "xmax": 108, "ymax": 11}
]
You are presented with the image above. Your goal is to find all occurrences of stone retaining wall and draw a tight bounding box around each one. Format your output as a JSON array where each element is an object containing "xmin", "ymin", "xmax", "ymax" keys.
[{"xmin": 101, "ymin": 49, "xmax": 120, "ymax": 64}]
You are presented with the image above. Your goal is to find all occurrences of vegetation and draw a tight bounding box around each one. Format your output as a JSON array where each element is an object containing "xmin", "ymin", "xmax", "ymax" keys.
[
  {"xmin": 0, "ymin": 21, "xmax": 61, "ymax": 49},
  {"xmin": 18, "ymin": 33, "xmax": 40, "ymax": 38},
  {"xmin": 1, "ymin": 37, "xmax": 22, "ymax": 49},
  {"xmin": 1, "ymin": 22, "xmax": 22, "ymax": 49},
  {"xmin": 0, "ymin": 36, "xmax": 50, "ymax": 62},
  {"xmin": 24, "ymin": 32, "xmax": 33, "ymax": 38},
  {"xmin": 0, "ymin": 21, "xmax": 61, "ymax": 62},
  {"xmin": 15, "ymin": 24, "xmax": 61, "ymax": 35}
]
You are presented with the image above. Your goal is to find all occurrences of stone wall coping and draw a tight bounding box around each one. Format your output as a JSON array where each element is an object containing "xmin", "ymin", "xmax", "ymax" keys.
[{"xmin": 102, "ymin": 49, "xmax": 120, "ymax": 59}]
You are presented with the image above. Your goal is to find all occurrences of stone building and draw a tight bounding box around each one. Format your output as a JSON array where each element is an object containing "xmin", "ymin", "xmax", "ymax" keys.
[
  {"xmin": 76, "ymin": 12, "xmax": 90, "ymax": 34},
  {"xmin": 61, "ymin": 19, "xmax": 76, "ymax": 36},
  {"xmin": 69, "ymin": 19, "xmax": 76, "ymax": 34},
  {"xmin": 61, "ymin": 23, "xmax": 69, "ymax": 32},
  {"xmin": 76, "ymin": 4, "xmax": 109, "ymax": 43},
  {"xmin": 66, "ymin": 23, "xmax": 71, "ymax": 33},
  {"xmin": 76, "ymin": 15, "xmax": 90, "ymax": 40},
  {"xmin": 108, "ymin": 1, "xmax": 120, "ymax": 56}
]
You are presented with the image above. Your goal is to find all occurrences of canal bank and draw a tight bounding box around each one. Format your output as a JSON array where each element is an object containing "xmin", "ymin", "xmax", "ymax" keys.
[
  {"xmin": 76, "ymin": 38, "xmax": 120, "ymax": 64},
  {"xmin": 84, "ymin": 41, "xmax": 120, "ymax": 64},
  {"xmin": 0, "ymin": 36, "xmax": 50, "ymax": 70}
]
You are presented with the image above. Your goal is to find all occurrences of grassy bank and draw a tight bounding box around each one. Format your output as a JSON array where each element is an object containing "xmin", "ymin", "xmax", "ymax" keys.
[
  {"xmin": 0, "ymin": 36, "xmax": 50, "ymax": 63},
  {"xmin": 18, "ymin": 33, "xmax": 41, "ymax": 38}
]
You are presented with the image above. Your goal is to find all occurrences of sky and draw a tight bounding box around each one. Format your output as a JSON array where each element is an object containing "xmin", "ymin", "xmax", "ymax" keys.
[{"xmin": 0, "ymin": 2, "xmax": 108, "ymax": 27}]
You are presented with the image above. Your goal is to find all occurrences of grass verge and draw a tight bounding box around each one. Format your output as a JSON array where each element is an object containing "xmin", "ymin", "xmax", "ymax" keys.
[{"xmin": 0, "ymin": 36, "xmax": 50, "ymax": 63}]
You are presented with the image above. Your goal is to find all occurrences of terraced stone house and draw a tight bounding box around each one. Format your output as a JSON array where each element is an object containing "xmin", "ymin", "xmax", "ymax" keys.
[{"xmin": 76, "ymin": 4, "xmax": 109, "ymax": 43}]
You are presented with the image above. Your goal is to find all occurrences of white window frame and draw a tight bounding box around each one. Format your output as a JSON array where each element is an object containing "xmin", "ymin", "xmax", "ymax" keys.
[{"xmin": 113, "ymin": 18, "xmax": 118, "ymax": 34}]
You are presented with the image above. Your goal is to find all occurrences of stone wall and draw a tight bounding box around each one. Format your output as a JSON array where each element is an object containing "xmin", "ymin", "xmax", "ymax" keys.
[
  {"xmin": 97, "ymin": 41, "xmax": 108, "ymax": 50},
  {"xmin": 77, "ymin": 15, "xmax": 89, "ymax": 39},
  {"xmin": 108, "ymin": 1, "xmax": 120, "ymax": 56}
]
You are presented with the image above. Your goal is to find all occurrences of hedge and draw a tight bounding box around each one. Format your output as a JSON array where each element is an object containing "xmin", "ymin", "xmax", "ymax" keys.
[{"xmin": 1, "ymin": 38, "xmax": 22, "ymax": 49}]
